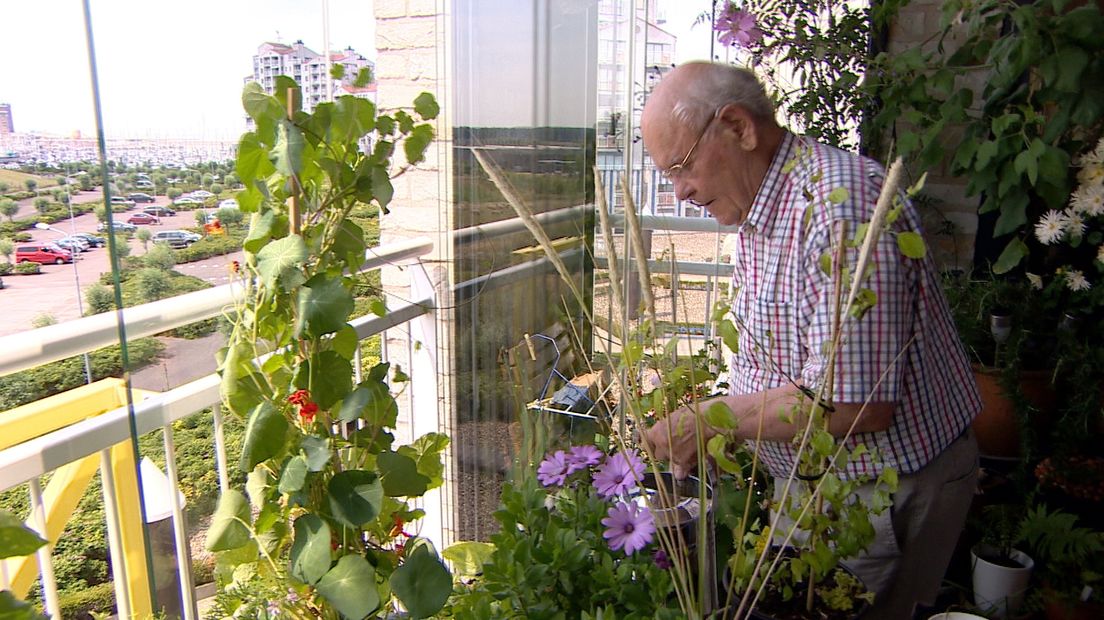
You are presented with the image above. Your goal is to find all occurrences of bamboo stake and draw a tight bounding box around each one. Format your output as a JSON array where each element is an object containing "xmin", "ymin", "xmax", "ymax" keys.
[
  {"xmin": 287, "ymin": 87, "xmax": 301, "ymax": 235},
  {"xmin": 593, "ymin": 167, "xmax": 625, "ymax": 340},
  {"xmin": 620, "ymin": 173, "xmax": 656, "ymax": 322}
]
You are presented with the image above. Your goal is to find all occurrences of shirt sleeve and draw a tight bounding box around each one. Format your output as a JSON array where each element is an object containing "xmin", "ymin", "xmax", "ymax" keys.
[{"xmin": 798, "ymin": 178, "xmax": 919, "ymax": 406}]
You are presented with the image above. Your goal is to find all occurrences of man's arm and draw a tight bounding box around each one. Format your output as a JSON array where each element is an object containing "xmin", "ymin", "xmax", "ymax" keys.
[{"xmin": 643, "ymin": 386, "xmax": 895, "ymax": 479}]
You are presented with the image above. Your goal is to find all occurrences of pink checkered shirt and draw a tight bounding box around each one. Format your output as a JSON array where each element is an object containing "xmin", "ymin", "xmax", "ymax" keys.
[{"xmin": 728, "ymin": 132, "xmax": 980, "ymax": 479}]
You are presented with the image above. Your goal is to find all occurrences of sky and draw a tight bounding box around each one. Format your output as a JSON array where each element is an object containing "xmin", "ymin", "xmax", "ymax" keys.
[{"xmin": 0, "ymin": 0, "xmax": 719, "ymax": 139}]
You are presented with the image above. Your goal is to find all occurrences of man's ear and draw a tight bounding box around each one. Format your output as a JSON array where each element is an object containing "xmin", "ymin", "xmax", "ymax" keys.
[{"xmin": 720, "ymin": 104, "xmax": 758, "ymax": 152}]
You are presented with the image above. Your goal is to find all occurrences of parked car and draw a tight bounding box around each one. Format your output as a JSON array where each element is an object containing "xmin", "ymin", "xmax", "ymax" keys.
[
  {"xmin": 110, "ymin": 196, "xmax": 137, "ymax": 209},
  {"xmin": 188, "ymin": 190, "xmax": 214, "ymax": 199},
  {"xmin": 173, "ymin": 197, "xmax": 205, "ymax": 206},
  {"xmin": 16, "ymin": 244, "xmax": 73, "ymax": 264},
  {"xmin": 55, "ymin": 237, "xmax": 90, "ymax": 253},
  {"xmin": 97, "ymin": 221, "xmax": 137, "ymax": 233},
  {"xmin": 73, "ymin": 232, "xmax": 106, "ymax": 247},
  {"xmin": 143, "ymin": 206, "xmax": 176, "ymax": 217},
  {"xmin": 152, "ymin": 230, "xmax": 199, "ymax": 249},
  {"xmin": 218, "ymin": 198, "xmax": 239, "ymax": 210},
  {"xmin": 128, "ymin": 193, "xmax": 156, "ymax": 203},
  {"xmin": 127, "ymin": 213, "xmax": 160, "ymax": 225}
]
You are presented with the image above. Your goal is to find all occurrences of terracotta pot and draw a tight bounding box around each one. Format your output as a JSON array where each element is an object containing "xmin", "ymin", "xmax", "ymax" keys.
[
  {"xmin": 971, "ymin": 365, "xmax": 1055, "ymax": 458},
  {"xmin": 1043, "ymin": 586, "xmax": 1104, "ymax": 620}
]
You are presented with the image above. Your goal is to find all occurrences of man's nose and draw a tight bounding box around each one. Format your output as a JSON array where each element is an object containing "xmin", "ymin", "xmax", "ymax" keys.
[{"xmin": 673, "ymin": 177, "xmax": 693, "ymax": 202}]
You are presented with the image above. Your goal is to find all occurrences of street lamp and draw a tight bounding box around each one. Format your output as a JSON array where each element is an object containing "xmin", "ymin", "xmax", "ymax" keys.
[{"xmin": 34, "ymin": 222, "xmax": 93, "ymax": 384}]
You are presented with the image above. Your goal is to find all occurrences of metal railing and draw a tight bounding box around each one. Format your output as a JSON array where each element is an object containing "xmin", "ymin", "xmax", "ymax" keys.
[{"xmin": 0, "ymin": 237, "xmax": 437, "ymax": 620}]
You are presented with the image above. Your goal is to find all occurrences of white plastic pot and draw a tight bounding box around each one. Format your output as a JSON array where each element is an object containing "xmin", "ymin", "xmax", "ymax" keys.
[
  {"xmin": 971, "ymin": 544, "xmax": 1035, "ymax": 619},
  {"xmin": 928, "ymin": 613, "xmax": 989, "ymax": 620}
]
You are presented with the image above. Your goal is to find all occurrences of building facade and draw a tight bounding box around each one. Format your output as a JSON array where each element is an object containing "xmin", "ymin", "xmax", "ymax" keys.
[
  {"xmin": 246, "ymin": 41, "xmax": 376, "ymax": 116},
  {"xmin": 0, "ymin": 103, "xmax": 13, "ymax": 134}
]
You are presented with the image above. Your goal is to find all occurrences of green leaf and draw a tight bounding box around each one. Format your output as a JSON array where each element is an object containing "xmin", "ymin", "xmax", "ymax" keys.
[
  {"xmin": 338, "ymin": 380, "xmax": 397, "ymax": 425},
  {"xmin": 279, "ymin": 456, "xmax": 309, "ymax": 494},
  {"xmin": 404, "ymin": 124, "xmax": 435, "ymax": 166},
  {"xmin": 1055, "ymin": 48, "xmax": 1089, "ymax": 92},
  {"xmin": 256, "ymin": 234, "xmax": 307, "ymax": 289},
  {"xmin": 391, "ymin": 545, "xmax": 451, "ymax": 619},
  {"xmin": 443, "ymin": 541, "xmax": 494, "ymax": 577},
  {"xmin": 242, "ymin": 83, "xmax": 284, "ymax": 126},
  {"xmin": 328, "ymin": 470, "xmax": 384, "ymax": 527},
  {"xmin": 297, "ymin": 274, "xmax": 354, "ymax": 338},
  {"xmin": 717, "ymin": 319, "xmax": 739, "ymax": 354},
  {"xmin": 706, "ymin": 434, "xmax": 742, "ymax": 475},
  {"xmin": 293, "ymin": 351, "xmax": 353, "ymax": 410},
  {"xmin": 316, "ymin": 555, "xmax": 381, "ymax": 619},
  {"xmin": 240, "ymin": 403, "xmax": 288, "ymax": 472},
  {"xmin": 414, "ymin": 92, "xmax": 440, "ymax": 120},
  {"xmin": 332, "ymin": 96, "xmax": 377, "ymax": 143},
  {"xmin": 372, "ymin": 165, "xmax": 394, "ymax": 213},
  {"xmin": 246, "ymin": 468, "xmax": 274, "ymax": 509},
  {"xmin": 993, "ymin": 194, "xmax": 1029, "ymax": 237},
  {"xmin": 244, "ymin": 210, "xmax": 279, "ymax": 253},
  {"xmin": 273, "ymin": 119, "xmax": 306, "ymax": 176},
  {"xmin": 236, "ymin": 133, "xmax": 276, "ymax": 187},
  {"xmin": 205, "ymin": 490, "xmax": 252, "ymax": 552},
  {"xmin": 331, "ymin": 324, "xmax": 359, "ymax": 360},
  {"xmin": 975, "ymin": 141, "xmax": 998, "ymax": 170},
  {"xmin": 1014, "ymin": 150, "xmax": 1039, "ymax": 186},
  {"xmin": 273, "ymin": 76, "xmax": 301, "ymax": 114},
  {"xmin": 397, "ymin": 433, "xmax": 450, "ymax": 489},
  {"xmin": 849, "ymin": 288, "xmax": 878, "ymax": 320},
  {"xmin": 369, "ymin": 299, "xmax": 387, "ymax": 317},
  {"xmin": 330, "ymin": 64, "xmax": 346, "ymax": 80},
  {"xmin": 376, "ymin": 116, "xmax": 396, "ymax": 136},
  {"xmin": 290, "ymin": 514, "xmax": 332, "ymax": 586},
  {"xmin": 301, "ymin": 435, "xmax": 331, "ymax": 472},
  {"xmin": 0, "ymin": 511, "xmax": 47, "ymax": 558},
  {"xmin": 332, "ymin": 220, "xmax": 367, "ymax": 268},
  {"xmin": 896, "ymin": 231, "xmax": 927, "ymax": 259},
  {"xmin": 378, "ymin": 451, "xmax": 431, "ymax": 497},
  {"xmin": 819, "ymin": 252, "xmax": 833, "ymax": 275},
  {"xmin": 353, "ymin": 66, "xmax": 374, "ymax": 88},
  {"xmin": 993, "ymin": 237, "xmax": 1029, "ymax": 274},
  {"xmin": 0, "ymin": 591, "xmax": 47, "ymax": 620},
  {"xmin": 703, "ymin": 401, "xmax": 738, "ymax": 430},
  {"xmin": 811, "ymin": 429, "xmax": 835, "ymax": 457},
  {"xmin": 826, "ymin": 187, "xmax": 849, "ymax": 205}
]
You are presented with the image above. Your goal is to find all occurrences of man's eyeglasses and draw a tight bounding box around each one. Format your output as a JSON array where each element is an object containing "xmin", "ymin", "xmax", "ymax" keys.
[{"xmin": 659, "ymin": 107, "xmax": 723, "ymax": 181}]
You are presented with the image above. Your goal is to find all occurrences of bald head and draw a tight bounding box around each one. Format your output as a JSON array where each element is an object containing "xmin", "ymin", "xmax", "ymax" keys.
[{"xmin": 643, "ymin": 62, "xmax": 776, "ymax": 134}]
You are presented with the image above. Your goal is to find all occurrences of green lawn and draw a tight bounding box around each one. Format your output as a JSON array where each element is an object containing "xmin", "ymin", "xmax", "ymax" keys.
[{"xmin": 0, "ymin": 169, "xmax": 57, "ymax": 192}]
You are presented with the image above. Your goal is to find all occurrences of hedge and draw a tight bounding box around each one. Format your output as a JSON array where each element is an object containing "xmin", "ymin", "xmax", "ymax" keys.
[
  {"xmin": 14, "ymin": 262, "xmax": 41, "ymax": 275},
  {"xmin": 172, "ymin": 233, "xmax": 241, "ymax": 263},
  {"xmin": 0, "ymin": 262, "xmax": 11, "ymax": 275},
  {"xmin": 55, "ymin": 575, "xmax": 115, "ymax": 619},
  {"xmin": 0, "ymin": 338, "xmax": 164, "ymax": 410}
]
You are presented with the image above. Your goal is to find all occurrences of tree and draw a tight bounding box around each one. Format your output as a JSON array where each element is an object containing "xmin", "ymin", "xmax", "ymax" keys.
[
  {"xmin": 224, "ymin": 173, "xmax": 239, "ymax": 188},
  {"xmin": 24, "ymin": 179, "xmax": 37, "ymax": 193},
  {"xmin": 136, "ymin": 227, "xmax": 152, "ymax": 252},
  {"xmin": 79, "ymin": 176, "xmax": 94, "ymax": 191},
  {"xmin": 85, "ymin": 284, "xmax": 115, "ymax": 314},
  {"xmin": 94, "ymin": 205, "xmax": 108, "ymax": 223},
  {"xmin": 0, "ymin": 181, "xmax": 9, "ymax": 194},
  {"xmin": 133, "ymin": 268, "xmax": 170, "ymax": 303},
  {"xmin": 216, "ymin": 207, "xmax": 244, "ymax": 232},
  {"xmin": 31, "ymin": 313, "xmax": 58, "ymax": 328},
  {"xmin": 201, "ymin": 173, "xmax": 214, "ymax": 188},
  {"xmin": 210, "ymin": 183, "xmax": 224, "ymax": 196},
  {"xmin": 56, "ymin": 176, "xmax": 68, "ymax": 186},
  {"xmin": 0, "ymin": 199, "xmax": 17, "ymax": 222},
  {"xmin": 145, "ymin": 243, "xmax": 175, "ymax": 271},
  {"xmin": 34, "ymin": 198, "xmax": 50, "ymax": 215},
  {"xmin": 110, "ymin": 232, "xmax": 131, "ymax": 259},
  {"xmin": 0, "ymin": 239, "xmax": 13, "ymax": 263},
  {"xmin": 166, "ymin": 187, "xmax": 183, "ymax": 200}
]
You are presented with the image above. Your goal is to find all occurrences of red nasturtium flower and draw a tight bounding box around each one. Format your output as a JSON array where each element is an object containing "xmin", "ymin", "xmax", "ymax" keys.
[{"xmin": 287, "ymin": 390, "xmax": 318, "ymax": 424}]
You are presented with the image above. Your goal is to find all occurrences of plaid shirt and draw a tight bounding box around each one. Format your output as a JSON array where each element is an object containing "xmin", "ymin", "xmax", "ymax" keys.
[{"xmin": 728, "ymin": 133, "xmax": 980, "ymax": 479}]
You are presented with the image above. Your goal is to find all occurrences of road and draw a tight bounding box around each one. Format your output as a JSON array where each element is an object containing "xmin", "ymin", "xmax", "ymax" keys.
[{"xmin": 0, "ymin": 193, "xmax": 243, "ymax": 337}]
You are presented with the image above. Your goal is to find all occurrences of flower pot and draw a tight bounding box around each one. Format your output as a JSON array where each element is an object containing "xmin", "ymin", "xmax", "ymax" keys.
[
  {"xmin": 971, "ymin": 365, "xmax": 1055, "ymax": 458},
  {"xmin": 928, "ymin": 613, "xmax": 989, "ymax": 620},
  {"xmin": 971, "ymin": 544, "xmax": 1035, "ymax": 618},
  {"xmin": 1044, "ymin": 597, "xmax": 1104, "ymax": 620}
]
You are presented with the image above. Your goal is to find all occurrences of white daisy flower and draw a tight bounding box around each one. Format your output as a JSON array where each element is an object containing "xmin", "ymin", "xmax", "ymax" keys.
[
  {"xmin": 1026, "ymin": 272, "xmax": 1044, "ymax": 289},
  {"xmin": 1065, "ymin": 210, "xmax": 1087, "ymax": 237},
  {"xmin": 1081, "ymin": 138, "xmax": 1104, "ymax": 165},
  {"xmin": 1035, "ymin": 209, "xmax": 1067, "ymax": 245},
  {"xmin": 1077, "ymin": 163, "xmax": 1104, "ymax": 186},
  {"xmin": 1070, "ymin": 184, "xmax": 1104, "ymax": 217},
  {"xmin": 1066, "ymin": 269, "xmax": 1090, "ymax": 292}
]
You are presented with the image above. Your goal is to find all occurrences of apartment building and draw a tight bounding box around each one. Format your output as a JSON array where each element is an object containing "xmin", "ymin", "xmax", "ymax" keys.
[
  {"xmin": 0, "ymin": 103, "xmax": 13, "ymax": 135},
  {"xmin": 247, "ymin": 40, "xmax": 376, "ymax": 116}
]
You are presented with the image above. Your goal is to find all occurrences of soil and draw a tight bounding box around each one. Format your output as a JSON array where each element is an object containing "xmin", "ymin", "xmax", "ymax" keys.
[{"xmin": 975, "ymin": 550, "xmax": 1028, "ymax": 569}]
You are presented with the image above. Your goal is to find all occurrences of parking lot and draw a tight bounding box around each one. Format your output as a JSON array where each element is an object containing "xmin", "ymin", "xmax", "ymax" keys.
[{"xmin": 1, "ymin": 194, "xmax": 242, "ymax": 337}]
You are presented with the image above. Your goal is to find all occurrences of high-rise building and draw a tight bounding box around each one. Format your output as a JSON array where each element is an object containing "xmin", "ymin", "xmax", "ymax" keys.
[
  {"xmin": 246, "ymin": 40, "xmax": 375, "ymax": 119},
  {"xmin": 0, "ymin": 103, "xmax": 13, "ymax": 135}
]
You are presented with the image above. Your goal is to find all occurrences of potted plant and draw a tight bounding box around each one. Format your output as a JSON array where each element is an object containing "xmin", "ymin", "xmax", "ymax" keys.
[
  {"xmin": 1018, "ymin": 504, "xmax": 1104, "ymax": 620},
  {"xmin": 969, "ymin": 505, "xmax": 1036, "ymax": 618},
  {"xmin": 207, "ymin": 78, "xmax": 453, "ymax": 619}
]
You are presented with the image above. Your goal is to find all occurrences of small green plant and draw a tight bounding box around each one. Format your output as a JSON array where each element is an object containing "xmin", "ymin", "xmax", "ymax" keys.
[
  {"xmin": 14, "ymin": 262, "xmax": 41, "ymax": 275},
  {"xmin": 136, "ymin": 227, "xmax": 152, "ymax": 252}
]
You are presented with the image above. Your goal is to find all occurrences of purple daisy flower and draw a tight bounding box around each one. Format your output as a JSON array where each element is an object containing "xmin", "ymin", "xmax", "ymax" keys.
[
  {"xmin": 602, "ymin": 501, "xmax": 656, "ymax": 555},
  {"xmin": 592, "ymin": 450, "xmax": 645, "ymax": 498},
  {"xmin": 653, "ymin": 548, "xmax": 673, "ymax": 569},
  {"xmin": 565, "ymin": 444, "xmax": 603, "ymax": 474},
  {"xmin": 537, "ymin": 450, "xmax": 570, "ymax": 487},
  {"xmin": 715, "ymin": 6, "xmax": 763, "ymax": 49}
]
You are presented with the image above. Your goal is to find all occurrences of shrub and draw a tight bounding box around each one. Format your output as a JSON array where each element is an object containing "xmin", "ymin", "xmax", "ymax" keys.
[
  {"xmin": 144, "ymin": 243, "xmax": 175, "ymax": 271},
  {"xmin": 56, "ymin": 581, "xmax": 116, "ymax": 619},
  {"xmin": 14, "ymin": 262, "xmax": 41, "ymax": 275},
  {"xmin": 173, "ymin": 234, "xmax": 240, "ymax": 263},
  {"xmin": 85, "ymin": 283, "xmax": 115, "ymax": 314},
  {"xmin": 166, "ymin": 187, "xmax": 182, "ymax": 200},
  {"xmin": 133, "ymin": 268, "xmax": 171, "ymax": 303},
  {"xmin": 31, "ymin": 313, "xmax": 57, "ymax": 328},
  {"xmin": 0, "ymin": 262, "xmax": 12, "ymax": 275}
]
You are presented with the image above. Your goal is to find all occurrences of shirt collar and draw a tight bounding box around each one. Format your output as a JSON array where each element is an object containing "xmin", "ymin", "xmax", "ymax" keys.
[{"xmin": 740, "ymin": 131, "xmax": 798, "ymax": 237}]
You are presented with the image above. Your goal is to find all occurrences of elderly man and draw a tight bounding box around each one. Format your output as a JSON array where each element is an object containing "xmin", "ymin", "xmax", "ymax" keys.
[{"xmin": 640, "ymin": 62, "xmax": 980, "ymax": 618}]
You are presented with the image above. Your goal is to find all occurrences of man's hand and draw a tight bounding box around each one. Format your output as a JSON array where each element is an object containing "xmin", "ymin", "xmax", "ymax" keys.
[{"xmin": 642, "ymin": 405, "xmax": 720, "ymax": 480}]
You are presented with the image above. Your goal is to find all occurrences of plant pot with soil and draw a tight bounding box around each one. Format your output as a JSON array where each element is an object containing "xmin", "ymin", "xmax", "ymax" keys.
[{"xmin": 970, "ymin": 543, "xmax": 1034, "ymax": 619}]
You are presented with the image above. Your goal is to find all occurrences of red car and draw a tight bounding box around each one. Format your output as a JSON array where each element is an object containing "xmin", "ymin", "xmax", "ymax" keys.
[
  {"xmin": 127, "ymin": 213, "xmax": 161, "ymax": 225},
  {"xmin": 16, "ymin": 244, "xmax": 73, "ymax": 264}
]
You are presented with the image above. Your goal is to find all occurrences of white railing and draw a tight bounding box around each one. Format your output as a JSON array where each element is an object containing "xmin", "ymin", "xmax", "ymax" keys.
[{"xmin": 0, "ymin": 237, "xmax": 437, "ymax": 620}]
